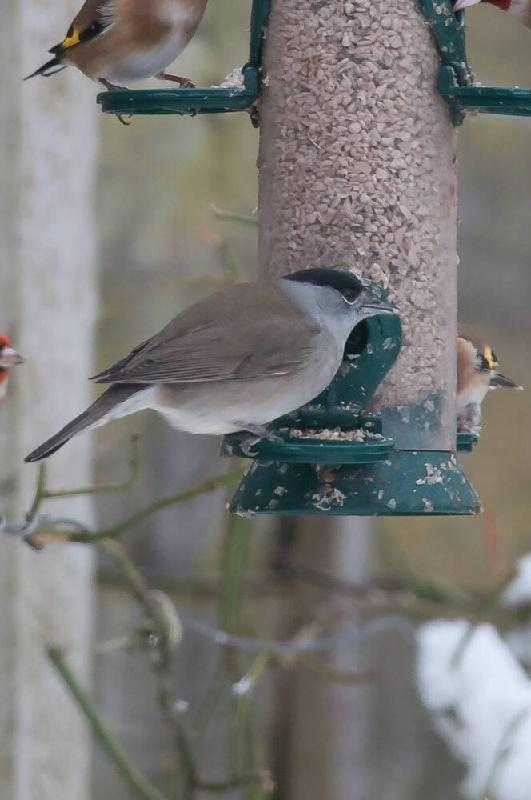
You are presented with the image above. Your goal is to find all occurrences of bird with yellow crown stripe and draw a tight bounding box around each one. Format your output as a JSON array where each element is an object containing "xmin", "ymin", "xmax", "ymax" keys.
[
  {"xmin": 457, "ymin": 326, "xmax": 522, "ymax": 433},
  {"xmin": 25, "ymin": 0, "xmax": 207, "ymax": 90}
]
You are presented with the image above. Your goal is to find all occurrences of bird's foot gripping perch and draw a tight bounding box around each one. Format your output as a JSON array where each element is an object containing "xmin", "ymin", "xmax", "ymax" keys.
[
  {"xmin": 156, "ymin": 72, "xmax": 196, "ymax": 88},
  {"xmin": 236, "ymin": 428, "xmax": 284, "ymax": 458},
  {"xmin": 98, "ymin": 80, "xmax": 133, "ymax": 126}
]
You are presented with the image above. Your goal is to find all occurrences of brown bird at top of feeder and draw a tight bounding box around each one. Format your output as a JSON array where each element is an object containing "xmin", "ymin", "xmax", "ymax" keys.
[
  {"xmin": 454, "ymin": 0, "xmax": 531, "ymax": 27},
  {"xmin": 24, "ymin": 0, "xmax": 207, "ymax": 90},
  {"xmin": 0, "ymin": 334, "xmax": 24, "ymax": 402},
  {"xmin": 457, "ymin": 325, "xmax": 522, "ymax": 433}
]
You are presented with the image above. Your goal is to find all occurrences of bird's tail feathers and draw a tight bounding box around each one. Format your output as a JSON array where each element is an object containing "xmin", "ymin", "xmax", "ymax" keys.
[
  {"xmin": 25, "ymin": 385, "xmax": 142, "ymax": 462},
  {"xmin": 490, "ymin": 373, "xmax": 523, "ymax": 390},
  {"xmin": 24, "ymin": 57, "xmax": 66, "ymax": 81}
]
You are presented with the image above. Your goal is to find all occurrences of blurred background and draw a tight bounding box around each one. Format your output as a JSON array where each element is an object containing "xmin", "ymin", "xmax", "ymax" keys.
[{"xmin": 3, "ymin": 1, "xmax": 531, "ymax": 798}]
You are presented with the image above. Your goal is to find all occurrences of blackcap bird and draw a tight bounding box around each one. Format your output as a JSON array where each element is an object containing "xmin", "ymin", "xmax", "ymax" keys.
[
  {"xmin": 25, "ymin": 0, "xmax": 207, "ymax": 89},
  {"xmin": 25, "ymin": 269, "xmax": 395, "ymax": 462},
  {"xmin": 457, "ymin": 325, "xmax": 522, "ymax": 433},
  {"xmin": 0, "ymin": 334, "xmax": 24, "ymax": 401}
]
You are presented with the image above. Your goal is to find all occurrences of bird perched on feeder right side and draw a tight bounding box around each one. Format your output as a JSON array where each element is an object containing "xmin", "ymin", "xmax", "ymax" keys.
[
  {"xmin": 457, "ymin": 326, "xmax": 522, "ymax": 433},
  {"xmin": 454, "ymin": 0, "xmax": 531, "ymax": 28},
  {"xmin": 0, "ymin": 334, "xmax": 24, "ymax": 401},
  {"xmin": 25, "ymin": 269, "xmax": 395, "ymax": 463},
  {"xmin": 24, "ymin": 0, "xmax": 208, "ymax": 90}
]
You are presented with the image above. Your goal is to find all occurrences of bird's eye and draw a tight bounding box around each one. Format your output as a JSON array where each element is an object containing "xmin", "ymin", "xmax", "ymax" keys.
[
  {"xmin": 478, "ymin": 354, "xmax": 491, "ymax": 371},
  {"xmin": 78, "ymin": 20, "xmax": 106, "ymax": 42},
  {"xmin": 341, "ymin": 288, "xmax": 360, "ymax": 305}
]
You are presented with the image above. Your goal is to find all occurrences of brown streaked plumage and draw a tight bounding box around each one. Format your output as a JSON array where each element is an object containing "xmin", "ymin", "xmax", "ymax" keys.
[
  {"xmin": 25, "ymin": 0, "xmax": 207, "ymax": 88},
  {"xmin": 457, "ymin": 325, "xmax": 522, "ymax": 433}
]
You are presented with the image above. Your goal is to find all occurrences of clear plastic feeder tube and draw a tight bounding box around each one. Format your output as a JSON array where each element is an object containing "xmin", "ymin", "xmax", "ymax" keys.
[{"xmin": 258, "ymin": 0, "xmax": 457, "ymax": 451}]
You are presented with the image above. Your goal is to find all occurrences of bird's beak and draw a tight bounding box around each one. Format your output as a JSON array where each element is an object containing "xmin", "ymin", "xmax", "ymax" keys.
[
  {"xmin": 0, "ymin": 347, "xmax": 24, "ymax": 368},
  {"xmin": 490, "ymin": 372, "xmax": 523, "ymax": 390},
  {"xmin": 358, "ymin": 288, "xmax": 396, "ymax": 316},
  {"xmin": 453, "ymin": 0, "xmax": 481, "ymax": 10}
]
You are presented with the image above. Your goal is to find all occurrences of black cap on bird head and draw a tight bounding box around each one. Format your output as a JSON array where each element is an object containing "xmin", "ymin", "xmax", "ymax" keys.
[
  {"xmin": 284, "ymin": 267, "xmax": 394, "ymax": 313},
  {"xmin": 285, "ymin": 267, "xmax": 363, "ymax": 296}
]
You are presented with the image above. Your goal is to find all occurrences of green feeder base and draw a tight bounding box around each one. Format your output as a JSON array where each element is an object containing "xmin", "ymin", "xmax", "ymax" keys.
[{"xmin": 229, "ymin": 450, "xmax": 481, "ymax": 517}]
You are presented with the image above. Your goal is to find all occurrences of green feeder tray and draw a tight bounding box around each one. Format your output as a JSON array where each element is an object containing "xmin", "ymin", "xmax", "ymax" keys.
[
  {"xmin": 419, "ymin": 0, "xmax": 531, "ymax": 125},
  {"xmin": 224, "ymin": 274, "xmax": 481, "ymax": 517},
  {"xmin": 98, "ymin": 0, "xmax": 271, "ymax": 121}
]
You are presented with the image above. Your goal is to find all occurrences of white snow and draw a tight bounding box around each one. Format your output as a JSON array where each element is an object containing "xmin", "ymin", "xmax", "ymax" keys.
[
  {"xmin": 417, "ymin": 620, "xmax": 531, "ymax": 800},
  {"xmin": 503, "ymin": 554, "xmax": 531, "ymax": 607}
]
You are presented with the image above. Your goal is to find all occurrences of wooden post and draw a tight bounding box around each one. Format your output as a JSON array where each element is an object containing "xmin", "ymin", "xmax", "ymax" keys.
[{"xmin": 0, "ymin": 1, "xmax": 97, "ymax": 797}]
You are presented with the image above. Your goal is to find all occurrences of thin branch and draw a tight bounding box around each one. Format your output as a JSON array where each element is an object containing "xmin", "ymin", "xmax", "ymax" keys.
[
  {"xmin": 101, "ymin": 540, "xmax": 265, "ymax": 797},
  {"xmin": 297, "ymin": 654, "xmax": 375, "ymax": 684},
  {"xmin": 27, "ymin": 470, "xmax": 241, "ymax": 546},
  {"xmin": 100, "ymin": 540, "xmax": 198, "ymax": 796},
  {"xmin": 94, "ymin": 635, "xmax": 138, "ymax": 655},
  {"xmin": 44, "ymin": 435, "xmax": 141, "ymax": 499},
  {"xmin": 211, "ymin": 204, "xmax": 258, "ymax": 227},
  {"xmin": 196, "ymin": 774, "xmax": 267, "ymax": 793},
  {"xmin": 30, "ymin": 436, "xmax": 140, "ymax": 515},
  {"xmin": 232, "ymin": 651, "xmax": 271, "ymax": 792},
  {"xmin": 70, "ymin": 470, "xmax": 241, "ymax": 543},
  {"xmin": 217, "ymin": 240, "xmax": 242, "ymax": 282},
  {"xmin": 219, "ymin": 515, "xmax": 252, "ymax": 634},
  {"xmin": 29, "ymin": 462, "xmax": 48, "ymax": 516},
  {"xmin": 48, "ymin": 647, "xmax": 168, "ymax": 800}
]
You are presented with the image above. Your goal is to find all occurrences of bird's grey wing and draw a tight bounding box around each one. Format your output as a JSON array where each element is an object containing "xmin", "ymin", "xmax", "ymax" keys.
[{"xmin": 94, "ymin": 283, "xmax": 319, "ymax": 385}]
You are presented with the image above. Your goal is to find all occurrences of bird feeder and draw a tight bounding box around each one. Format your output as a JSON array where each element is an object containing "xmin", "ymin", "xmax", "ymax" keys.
[
  {"xmin": 420, "ymin": 0, "xmax": 531, "ymax": 125},
  {"xmin": 97, "ymin": 0, "xmax": 271, "ymax": 123},
  {"xmin": 217, "ymin": 0, "xmax": 486, "ymax": 518},
  {"xmin": 224, "ymin": 277, "xmax": 480, "ymax": 517}
]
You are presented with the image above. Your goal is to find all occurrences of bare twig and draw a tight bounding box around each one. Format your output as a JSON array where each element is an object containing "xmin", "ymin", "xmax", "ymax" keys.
[
  {"xmin": 101, "ymin": 538, "xmax": 270, "ymax": 797},
  {"xmin": 211, "ymin": 204, "xmax": 258, "ymax": 227},
  {"xmin": 23, "ymin": 470, "xmax": 241, "ymax": 547},
  {"xmin": 232, "ymin": 651, "xmax": 272, "ymax": 793},
  {"xmin": 220, "ymin": 516, "xmax": 252, "ymax": 634},
  {"xmin": 297, "ymin": 654, "xmax": 374, "ymax": 684},
  {"xmin": 31, "ymin": 436, "xmax": 140, "ymax": 512},
  {"xmin": 48, "ymin": 647, "xmax": 168, "ymax": 800},
  {"xmin": 69, "ymin": 470, "xmax": 241, "ymax": 544}
]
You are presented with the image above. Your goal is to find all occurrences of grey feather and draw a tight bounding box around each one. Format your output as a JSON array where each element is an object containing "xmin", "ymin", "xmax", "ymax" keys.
[
  {"xmin": 92, "ymin": 283, "xmax": 319, "ymax": 385},
  {"xmin": 25, "ymin": 385, "xmax": 142, "ymax": 462}
]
